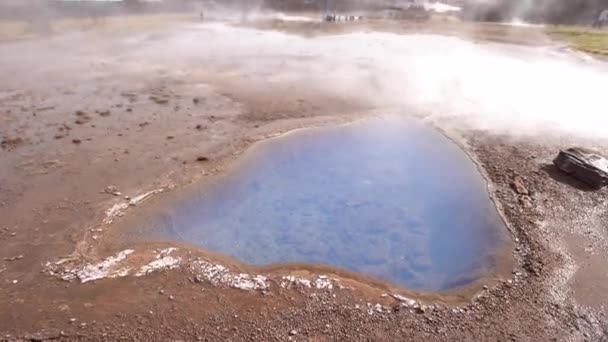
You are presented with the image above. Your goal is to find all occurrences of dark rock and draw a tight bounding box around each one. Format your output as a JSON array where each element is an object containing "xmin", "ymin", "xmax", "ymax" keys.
[
  {"xmin": 1, "ymin": 136, "xmax": 23, "ymax": 150},
  {"xmin": 75, "ymin": 116, "xmax": 91, "ymax": 125},
  {"xmin": 72, "ymin": 139, "xmax": 82, "ymax": 144},
  {"xmin": 149, "ymin": 95, "xmax": 169, "ymax": 105},
  {"xmin": 553, "ymin": 147, "xmax": 608, "ymax": 189},
  {"xmin": 196, "ymin": 156, "xmax": 209, "ymax": 162}
]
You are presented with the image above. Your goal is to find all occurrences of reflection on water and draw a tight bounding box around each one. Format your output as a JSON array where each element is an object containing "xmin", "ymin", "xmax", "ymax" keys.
[{"xmin": 149, "ymin": 118, "xmax": 507, "ymax": 291}]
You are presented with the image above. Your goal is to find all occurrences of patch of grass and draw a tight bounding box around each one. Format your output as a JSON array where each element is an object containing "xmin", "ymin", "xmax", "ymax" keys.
[{"xmin": 548, "ymin": 26, "xmax": 608, "ymax": 56}]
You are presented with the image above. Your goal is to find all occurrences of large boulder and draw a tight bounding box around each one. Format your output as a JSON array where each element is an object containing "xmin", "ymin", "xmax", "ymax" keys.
[{"xmin": 553, "ymin": 147, "xmax": 608, "ymax": 189}]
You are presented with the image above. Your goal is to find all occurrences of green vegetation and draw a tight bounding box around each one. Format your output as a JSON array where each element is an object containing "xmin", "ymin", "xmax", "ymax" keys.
[{"xmin": 548, "ymin": 26, "xmax": 608, "ymax": 56}]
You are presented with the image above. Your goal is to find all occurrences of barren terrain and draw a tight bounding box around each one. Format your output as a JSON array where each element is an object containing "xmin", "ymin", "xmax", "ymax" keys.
[{"xmin": 1, "ymin": 14, "xmax": 608, "ymax": 341}]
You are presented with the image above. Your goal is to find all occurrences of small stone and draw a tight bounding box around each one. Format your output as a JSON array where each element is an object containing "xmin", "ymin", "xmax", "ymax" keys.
[
  {"xmin": 169, "ymin": 295, "xmax": 174, "ymax": 301},
  {"xmin": 72, "ymin": 139, "xmax": 82, "ymax": 144},
  {"xmin": 288, "ymin": 329, "xmax": 297, "ymax": 336},
  {"xmin": 166, "ymin": 136, "xmax": 174, "ymax": 140},
  {"xmin": 159, "ymin": 289, "xmax": 165, "ymax": 295},
  {"xmin": 196, "ymin": 156, "xmax": 209, "ymax": 162},
  {"xmin": 104, "ymin": 185, "xmax": 120, "ymax": 196},
  {"xmin": 98, "ymin": 110, "xmax": 111, "ymax": 117},
  {"xmin": 75, "ymin": 117, "xmax": 90, "ymax": 125},
  {"xmin": 511, "ymin": 176, "xmax": 529, "ymax": 195},
  {"xmin": 1, "ymin": 137, "xmax": 23, "ymax": 151},
  {"xmin": 519, "ymin": 196, "xmax": 533, "ymax": 208},
  {"xmin": 149, "ymin": 95, "xmax": 169, "ymax": 105},
  {"xmin": 195, "ymin": 124, "xmax": 203, "ymax": 130},
  {"xmin": 69, "ymin": 318, "xmax": 77, "ymax": 324}
]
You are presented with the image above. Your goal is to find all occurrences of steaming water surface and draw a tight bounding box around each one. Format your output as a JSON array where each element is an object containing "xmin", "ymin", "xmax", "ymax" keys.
[{"xmin": 148, "ymin": 118, "xmax": 508, "ymax": 291}]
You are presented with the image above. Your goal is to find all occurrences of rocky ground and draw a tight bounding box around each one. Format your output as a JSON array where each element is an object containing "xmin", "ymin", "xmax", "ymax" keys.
[{"xmin": 1, "ymin": 15, "xmax": 608, "ymax": 341}]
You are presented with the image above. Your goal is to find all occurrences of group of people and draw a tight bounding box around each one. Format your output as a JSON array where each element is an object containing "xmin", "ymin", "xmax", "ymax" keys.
[{"xmin": 323, "ymin": 14, "xmax": 363, "ymax": 22}]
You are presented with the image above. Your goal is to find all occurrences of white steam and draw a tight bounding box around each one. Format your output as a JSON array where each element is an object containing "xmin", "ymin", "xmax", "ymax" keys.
[
  {"xmin": 2, "ymin": 19, "xmax": 606, "ymax": 138},
  {"xmin": 149, "ymin": 23, "xmax": 608, "ymax": 137}
]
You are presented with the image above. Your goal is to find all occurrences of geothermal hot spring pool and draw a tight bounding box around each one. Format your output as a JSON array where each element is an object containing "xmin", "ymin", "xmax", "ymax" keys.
[{"xmin": 145, "ymin": 118, "xmax": 510, "ymax": 291}]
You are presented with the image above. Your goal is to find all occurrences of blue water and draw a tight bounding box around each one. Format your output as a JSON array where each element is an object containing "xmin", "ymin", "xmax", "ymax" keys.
[{"xmin": 151, "ymin": 118, "xmax": 507, "ymax": 291}]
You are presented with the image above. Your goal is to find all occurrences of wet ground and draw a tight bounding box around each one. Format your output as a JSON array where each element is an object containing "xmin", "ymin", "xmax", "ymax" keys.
[{"xmin": 1, "ymin": 15, "xmax": 608, "ymax": 341}]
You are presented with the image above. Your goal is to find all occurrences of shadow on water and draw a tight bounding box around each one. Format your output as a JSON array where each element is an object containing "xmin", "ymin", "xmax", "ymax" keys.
[{"xmin": 142, "ymin": 118, "xmax": 510, "ymax": 291}]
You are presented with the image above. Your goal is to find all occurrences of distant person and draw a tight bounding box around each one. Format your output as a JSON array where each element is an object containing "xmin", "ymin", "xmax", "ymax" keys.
[{"xmin": 594, "ymin": 9, "xmax": 608, "ymax": 28}]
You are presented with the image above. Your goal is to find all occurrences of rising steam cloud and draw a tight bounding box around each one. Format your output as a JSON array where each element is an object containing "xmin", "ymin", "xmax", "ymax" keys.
[
  {"xmin": 141, "ymin": 22, "xmax": 607, "ymax": 138},
  {"xmin": 1, "ymin": 1, "xmax": 607, "ymax": 138}
]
